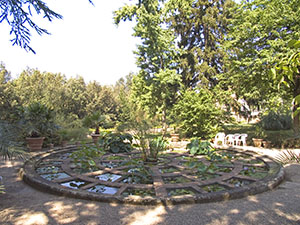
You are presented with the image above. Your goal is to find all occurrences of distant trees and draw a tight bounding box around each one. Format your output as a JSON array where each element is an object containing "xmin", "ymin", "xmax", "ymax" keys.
[
  {"xmin": 0, "ymin": 66, "xmax": 120, "ymax": 127},
  {"xmin": 0, "ymin": 63, "xmax": 18, "ymax": 121},
  {"xmin": 224, "ymin": 0, "xmax": 300, "ymax": 110}
]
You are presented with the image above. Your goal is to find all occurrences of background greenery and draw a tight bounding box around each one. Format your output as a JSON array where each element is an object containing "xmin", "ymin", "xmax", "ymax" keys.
[{"xmin": 1, "ymin": 0, "xmax": 300, "ymax": 160}]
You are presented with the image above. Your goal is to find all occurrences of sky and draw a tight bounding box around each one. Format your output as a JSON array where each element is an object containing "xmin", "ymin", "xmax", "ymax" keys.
[{"xmin": 0, "ymin": 0, "xmax": 139, "ymax": 85}]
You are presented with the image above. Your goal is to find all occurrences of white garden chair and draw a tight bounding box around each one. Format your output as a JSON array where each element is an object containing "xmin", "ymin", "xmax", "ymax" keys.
[
  {"xmin": 237, "ymin": 133, "xmax": 248, "ymax": 146},
  {"xmin": 233, "ymin": 133, "xmax": 241, "ymax": 146},
  {"xmin": 225, "ymin": 134, "xmax": 235, "ymax": 146},
  {"xmin": 214, "ymin": 132, "xmax": 226, "ymax": 146}
]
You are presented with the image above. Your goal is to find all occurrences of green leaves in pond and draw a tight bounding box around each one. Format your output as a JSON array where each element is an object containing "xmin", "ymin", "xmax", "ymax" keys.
[
  {"xmin": 160, "ymin": 167, "xmax": 180, "ymax": 173},
  {"xmin": 70, "ymin": 143, "xmax": 104, "ymax": 171},
  {"xmin": 123, "ymin": 167, "xmax": 153, "ymax": 184},
  {"xmin": 40, "ymin": 172, "xmax": 70, "ymax": 181},
  {"xmin": 187, "ymin": 139, "xmax": 214, "ymax": 156},
  {"xmin": 36, "ymin": 166, "xmax": 60, "ymax": 174},
  {"xmin": 105, "ymin": 155, "xmax": 126, "ymax": 160},
  {"xmin": 239, "ymin": 166, "xmax": 268, "ymax": 179},
  {"xmin": 163, "ymin": 176, "xmax": 191, "ymax": 184},
  {"xmin": 122, "ymin": 188, "xmax": 155, "ymax": 197},
  {"xmin": 202, "ymin": 184, "xmax": 226, "ymax": 193},
  {"xmin": 168, "ymin": 188, "xmax": 195, "ymax": 196}
]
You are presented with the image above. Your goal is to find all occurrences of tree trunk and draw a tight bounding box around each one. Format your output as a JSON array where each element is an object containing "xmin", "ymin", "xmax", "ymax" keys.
[
  {"xmin": 293, "ymin": 76, "xmax": 300, "ymax": 134},
  {"xmin": 162, "ymin": 107, "xmax": 167, "ymax": 137}
]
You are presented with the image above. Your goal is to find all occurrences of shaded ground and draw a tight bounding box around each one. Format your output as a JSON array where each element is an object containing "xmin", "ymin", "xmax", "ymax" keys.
[{"xmin": 1, "ymin": 151, "xmax": 300, "ymax": 225}]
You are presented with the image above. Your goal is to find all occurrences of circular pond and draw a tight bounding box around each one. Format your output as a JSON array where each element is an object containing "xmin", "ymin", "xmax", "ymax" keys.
[{"xmin": 20, "ymin": 145, "xmax": 284, "ymax": 205}]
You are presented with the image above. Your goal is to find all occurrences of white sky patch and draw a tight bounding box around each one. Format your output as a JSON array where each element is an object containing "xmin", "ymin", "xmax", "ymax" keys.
[{"xmin": 0, "ymin": 0, "xmax": 139, "ymax": 85}]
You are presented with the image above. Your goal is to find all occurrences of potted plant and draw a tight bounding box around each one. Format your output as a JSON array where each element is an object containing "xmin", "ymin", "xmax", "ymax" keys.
[
  {"xmin": 57, "ymin": 129, "xmax": 70, "ymax": 147},
  {"xmin": 22, "ymin": 102, "xmax": 57, "ymax": 151},
  {"xmin": 170, "ymin": 132, "xmax": 180, "ymax": 142},
  {"xmin": 25, "ymin": 128, "xmax": 45, "ymax": 151},
  {"xmin": 252, "ymin": 125, "xmax": 265, "ymax": 148},
  {"xmin": 262, "ymin": 140, "xmax": 272, "ymax": 148},
  {"xmin": 170, "ymin": 125, "xmax": 181, "ymax": 142},
  {"xmin": 83, "ymin": 112, "xmax": 107, "ymax": 144}
]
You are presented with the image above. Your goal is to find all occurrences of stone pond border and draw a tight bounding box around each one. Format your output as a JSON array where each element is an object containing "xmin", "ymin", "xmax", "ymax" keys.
[{"xmin": 19, "ymin": 145, "xmax": 285, "ymax": 205}]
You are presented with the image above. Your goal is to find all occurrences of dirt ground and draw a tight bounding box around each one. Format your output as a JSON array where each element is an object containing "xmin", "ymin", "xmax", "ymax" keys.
[{"xmin": 1, "ymin": 153, "xmax": 300, "ymax": 225}]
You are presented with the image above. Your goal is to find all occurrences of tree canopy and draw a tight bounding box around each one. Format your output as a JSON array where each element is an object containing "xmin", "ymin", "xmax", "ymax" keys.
[{"xmin": 2, "ymin": 0, "xmax": 300, "ymax": 140}]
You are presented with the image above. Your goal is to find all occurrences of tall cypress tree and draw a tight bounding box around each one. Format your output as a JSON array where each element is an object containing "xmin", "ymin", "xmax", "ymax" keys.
[{"xmin": 165, "ymin": 0, "xmax": 235, "ymax": 88}]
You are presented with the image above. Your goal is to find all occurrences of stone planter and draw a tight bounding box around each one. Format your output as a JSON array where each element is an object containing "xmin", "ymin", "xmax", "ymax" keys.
[
  {"xmin": 263, "ymin": 141, "xmax": 272, "ymax": 148},
  {"xmin": 171, "ymin": 133, "xmax": 180, "ymax": 142},
  {"xmin": 26, "ymin": 137, "xmax": 45, "ymax": 151},
  {"xmin": 252, "ymin": 138, "xmax": 263, "ymax": 148}
]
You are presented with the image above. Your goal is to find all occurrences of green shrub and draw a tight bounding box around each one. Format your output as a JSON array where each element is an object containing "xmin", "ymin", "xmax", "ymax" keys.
[
  {"xmin": 260, "ymin": 111, "xmax": 292, "ymax": 130},
  {"xmin": 98, "ymin": 132, "xmax": 133, "ymax": 153},
  {"xmin": 57, "ymin": 127, "xmax": 88, "ymax": 144},
  {"xmin": 0, "ymin": 121, "xmax": 28, "ymax": 160},
  {"xmin": 275, "ymin": 150, "xmax": 300, "ymax": 164},
  {"xmin": 149, "ymin": 136, "xmax": 168, "ymax": 160},
  {"xmin": 172, "ymin": 89, "xmax": 225, "ymax": 138},
  {"xmin": 21, "ymin": 102, "xmax": 58, "ymax": 138},
  {"xmin": 187, "ymin": 139, "xmax": 215, "ymax": 156},
  {"xmin": 54, "ymin": 113, "xmax": 83, "ymax": 129}
]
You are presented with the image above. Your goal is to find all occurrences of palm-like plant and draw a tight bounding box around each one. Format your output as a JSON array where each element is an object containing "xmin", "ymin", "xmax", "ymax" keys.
[
  {"xmin": 275, "ymin": 150, "xmax": 300, "ymax": 164},
  {"xmin": 83, "ymin": 112, "xmax": 107, "ymax": 134},
  {"xmin": 0, "ymin": 121, "xmax": 28, "ymax": 160}
]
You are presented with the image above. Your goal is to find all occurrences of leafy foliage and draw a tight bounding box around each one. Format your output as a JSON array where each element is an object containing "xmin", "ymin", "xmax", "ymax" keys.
[
  {"xmin": 115, "ymin": 1, "xmax": 182, "ymax": 130},
  {"xmin": 148, "ymin": 136, "xmax": 168, "ymax": 160},
  {"xmin": 70, "ymin": 143, "xmax": 103, "ymax": 171},
  {"xmin": 0, "ymin": 0, "xmax": 94, "ymax": 53},
  {"xmin": 271, "ymin": 40, "xmax": 300, "ymax": 132},
  {"xmin": 0, "ymin": 121, "xmax": 28, "ymax": 160},
  {"xmin": 98, "ymin": 132, "xmax": 133, "ymax": 153},
  {"xmin": 21, "ymin": 102, "xmax": 57, "ymax": 138},
  {"xmin": 165, "ymin": 0, "xmax": 235, "ymax": 88},
  {"xmin": 260, "ymin": 111, "xmax": 292, "ymax": 131},
  {"xmin": 187, "ymin": 139, "xmax": 214, "ymax": 156},
  {"xmin": 83, "ymin": 112, "xmax": 107, "ymax": 134},
  {"xmin": 0, "ymin": 63, "xmax": 19, "ymax": 121},
  {"xmin": 275, "ymin": 150, "xmax": 300, "ymax": 164},
  {"xmin": 173, "ymin": 89, "xmax": 225, "ymax": 138},
  {"xmin": 224, "ymin": 0, "xmax": 300, "ymax": 112}
]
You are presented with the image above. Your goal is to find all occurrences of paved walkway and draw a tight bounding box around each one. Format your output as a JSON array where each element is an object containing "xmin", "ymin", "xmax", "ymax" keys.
[{"xmin": 0, "ymin": 148, "xmax": 300, "ymax": 225}]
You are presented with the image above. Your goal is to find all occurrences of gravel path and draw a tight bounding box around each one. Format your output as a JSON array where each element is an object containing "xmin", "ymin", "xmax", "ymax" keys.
[{"xmin": 0, "ymin": 148, "xmax": 300, "ymax": 225}]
